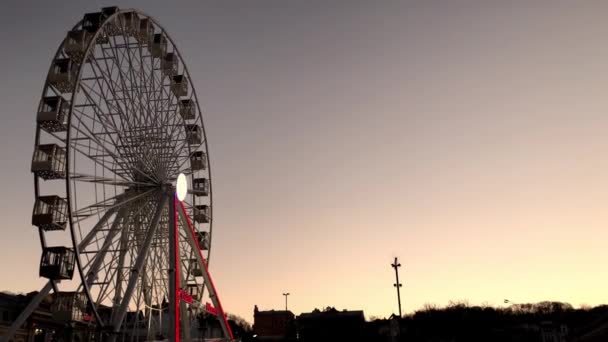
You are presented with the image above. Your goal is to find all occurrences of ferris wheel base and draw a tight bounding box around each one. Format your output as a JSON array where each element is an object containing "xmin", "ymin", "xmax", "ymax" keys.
[{"xmin": 1, "ymin": 194, "xmax": 234, "ymax": 342}]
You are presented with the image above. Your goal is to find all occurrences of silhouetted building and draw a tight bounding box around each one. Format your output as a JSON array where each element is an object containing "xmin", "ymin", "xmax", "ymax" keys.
[
  {"xmin": 297, "ymin": 307, "xmax": 365, "ymax": 342},
  {"xmin": 253, "ymin": 305, "xmax": 295, "ymax": 341},
  {"xmin": 0, "ymin": 291, "xmax": 75, "ymax": 342},
  {"xmin": 364, "ymin": 315, "xmax": 405, "ymax": 342},
  {"xmin": 540, "ymin": 321, "xmax": 568, "ymax": 342}
]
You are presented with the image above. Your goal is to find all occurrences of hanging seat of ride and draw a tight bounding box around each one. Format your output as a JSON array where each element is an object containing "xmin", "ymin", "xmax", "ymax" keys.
[
  {"xmin": 190, "ymin": 258, "xmax": 203, "ymax": 277},
  {"xmin": 32, "ymin": 195, "xmax": 68, "ymax": 231},
  {"xmin": 48, "ymin": 58, "xmax": 77, "ymax": 93},
  {"xmin": 31, "ymin": 144, "xmax": 67, "ymax": 180},
  {"xmin": 82, "ymin": 11, "xmax": 109, "ymax": 44},
  {"xmin": 171, "ymin": 74, "xmax": 189, "ymax": 97},
  {"xmin": 187, "ymin": 283, "xmax": 201, "ymax": 298},
  {"xmin": 122, "ymin": 12, "xmax": 140, "ymax": 36},
  {"xmin": 64, "ymin": 30, "xmax": 90, "ymax": 61},
  {"xmin": 193, "ymin": 205, "xmax": 210, "ymax": 224},
  {"xmin": 39, "ymin": 246, "xmax": 75, "ymax": 280},
  {"xmin": 179, "ymin": 99, "xmax": 195, "ymax": 120},
  {"xmin": 37, "ymin": 96, "xmax": 68, "ymax": 133},
  {"xmin": 162, "ymin": 52, "xmax": 179, "ymax": 78},
  {"xmin": 190, "ymin": 151, "xmax": 206, "ymax": 171},
  {"xmin": 192, "ymin": 178, "xmax": 209, "ymax": 197},
  {"xmin": 185, "ymin": 124, "xmax": 202, "ymax": 145},
  {"xmin": 101, "ymin": 6, "xmax": 121, "ymax": 36},
  {"xmin": 51, "ymin": 292, "xmax": 88, "ymax": 322},
  {"xmin": 137, "ymin": 18, "xmax": 154, "ymax": 42},
  {"xmin": 150, "ymin": 33, "xmax": 167, "ymax": 58},
  {"xmin": 196, "ymin": 231, "xmax": 210, "ymax": 250}
]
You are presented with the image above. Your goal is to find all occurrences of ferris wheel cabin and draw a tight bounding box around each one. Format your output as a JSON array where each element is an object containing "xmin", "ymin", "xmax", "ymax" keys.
[
  {"xmin": 185, "ymin": 124, "xmax": 202, "ymax": 145},
  {"xmin": 39, "ymin": 246, "xmax": 75, "ymax": 280},
  {"xmin": 150, "ymin": 33, "xmax": 168, "ymax": 58},
  {"xmin": 171, "ymin": 74, "xmax": 189, "ymax": 97},
  {"xmin": 179, "ymin": 99, "xmax": 196, "ymax": 120},
  {"xmin": 32, "ymin": 195, "xmax": 68, "ymax": 231},
  {"xmin": 31, "ymin": 144, "xmax": 66, "ymax": 180},
  {"xmin": 162, "ymin": 52, "xmax": 179, "ymax": 78},
  {"xmin": 186, "ymin": 283, "xmax": 201, "ymax": 298},
  {"xmin": 192, "ymin": 178, "xmax": 209, "ymax": 197},
  {"xmin": 49, "ymin": 58, "xmax": 77, "ymax": 93},
  {"xmin": 64, "ymin": 30, "xmax": 90, "ymax": 61},
  {"xmin": 137, "ymin": 18, "xmax": 154, "ymax": 43},
  {"xmin": 83, "ymin": 11, "xmax": 109, "ymax": 44},
  {"xmin": 190, "ymin": 151, "xmax": 207, "ymax": 170},
  {"xmin": 37, "ymin": 96, "xmax": 69, "ymax": 132},
  {"xmin": 51, "ymin": 292, "xmax": 88, "ymax": 322},
  {"xmin": 190, "ymin": 258, "xmax": 203, "ymax": 277},
  {"xmin": 196, "ymin": 231, "xmax": 210, "ymax": 250},
  {"xmin": 101, "ymin": 6, "xmax": 121, "ymax": 36},
  {"xmin": 122, "ymin": 12, "xmax": 140, "ymax": 36},
  {"xmin": 193, "ymin": 205, "xmax": 210, "ymax": 224}
]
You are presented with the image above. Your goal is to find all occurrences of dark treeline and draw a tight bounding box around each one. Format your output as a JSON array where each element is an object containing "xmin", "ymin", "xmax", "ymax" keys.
[
  {"xmin": 376, "ymin": 301, "xmax": 608, "ymax": 342},
  {"xmin": 215, "ymin": 301, "xmax": 608, "ymax": 342}
]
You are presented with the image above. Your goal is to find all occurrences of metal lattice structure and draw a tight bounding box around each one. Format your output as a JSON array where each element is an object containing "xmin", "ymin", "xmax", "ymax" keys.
[{"xmin": 2, "ymin": 7, "xmax": 233, "ymax": 342}]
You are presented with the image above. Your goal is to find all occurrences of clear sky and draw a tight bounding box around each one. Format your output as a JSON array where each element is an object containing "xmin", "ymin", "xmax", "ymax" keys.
[{"xmin": 2, "ymin": 0, "xmax": 608, "ymax": 323}]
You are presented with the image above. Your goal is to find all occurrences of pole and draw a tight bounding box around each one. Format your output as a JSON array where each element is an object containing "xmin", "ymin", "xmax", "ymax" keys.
[
  {"xmin": 391, "ymin": 257, "xmax": 403, "ymax": 317},
  {"xmin": 169, "ymin": 193, "xmax": 180, "ymax": 342},
  {"xmin": 283, "ymin": 293, "xmax": 290, "ymax": 311}
]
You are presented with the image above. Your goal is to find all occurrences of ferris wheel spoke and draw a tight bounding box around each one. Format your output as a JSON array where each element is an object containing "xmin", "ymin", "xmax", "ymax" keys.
[
  {"xmin": 106, "ymin": 37, "xmax": 149, "ymax": 131},
  {"xmin": 110, "ymin": 210, "xmax": 132, "ymax": 312},
  {"xmin": 70, "ymin": 172, "xmax": 154, "ymax": 187},
  {"xmin": 70, "ymin": 111, "xmax": 135, "ymax": 173},
  {"xmin": 82, "ymin": 61, "xmax": 135, "ymax": 146},
  {"xmin": 111, "ymin": 45, "xmax": 167, "ymax": 181},
  {"xmin": 72, "ymin": 90, "xmax": 132, "ymax": 167},
  {"xmin": 172, "ymin": 148, "xmax": 203, "ymax": 177},
  {"xmin": 98, "ymin": 46, "xmax": 146, "ymax": 142},
  {"xmin": 165, "ymin": 139, "xmax": 199, "ymax": 177},
  {"xmin": 91, "ymin": 197, "xmax": 154, "ymax": 309},
  {"xmin": 77, "ymin": 80, "xmax": 160, "ymax": 185},
  {"xmin": 86, "ymin": 54, "xmax": 161, "ymax": 183},
  {"xmin": 93, "ymin": 45, "xmax": 152, "ymax": 143},
  {"xmin": 75, "ymin": 81, "xmax": 137, "ymax": 170},
  {"xmin": 77, "ymin": 208, "xmax": 117, "ymax": 250},
  {"xmin": 136, "ymin": 50, "xmax": 184, "ymax": 175},
  {"xmin": 72, "ymin": 187, "xmax": 156, "ymax": 223},
  {"xmin": 84, "ymin": 208, "xmax": 126, "ymax": 287}
]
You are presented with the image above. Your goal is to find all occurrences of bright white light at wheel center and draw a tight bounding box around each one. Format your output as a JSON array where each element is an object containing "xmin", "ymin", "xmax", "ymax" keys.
[{"xmin": 176, "ymin": 173, "xmax": 188, "ymax": 202}]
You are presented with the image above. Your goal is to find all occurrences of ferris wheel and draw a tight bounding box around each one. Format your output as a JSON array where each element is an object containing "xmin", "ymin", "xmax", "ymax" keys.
[{"xmin": 2, "ymin": 7, "xmax": 233, "ymax": 342}]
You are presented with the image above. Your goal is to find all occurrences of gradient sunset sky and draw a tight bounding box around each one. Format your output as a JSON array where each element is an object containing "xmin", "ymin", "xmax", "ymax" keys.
[{"xmin": 2, "ymin": 0, "xmax": 608, "ymax": 323}]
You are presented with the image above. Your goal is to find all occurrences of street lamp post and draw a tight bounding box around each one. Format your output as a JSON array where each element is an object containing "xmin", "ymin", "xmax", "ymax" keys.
[
  {"xmin": 391, "ymin": 257, "xmax": 403, "ymax": 317},
  {"xmin": 282, "ymin": 292, "xmax": 290, "ymax": 311}
]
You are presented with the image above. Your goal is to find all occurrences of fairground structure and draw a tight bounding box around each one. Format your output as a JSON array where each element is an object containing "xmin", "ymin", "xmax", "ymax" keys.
[{"xmin": 1, "ymin": 7, "xmax": 234, "ymax": 342}]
